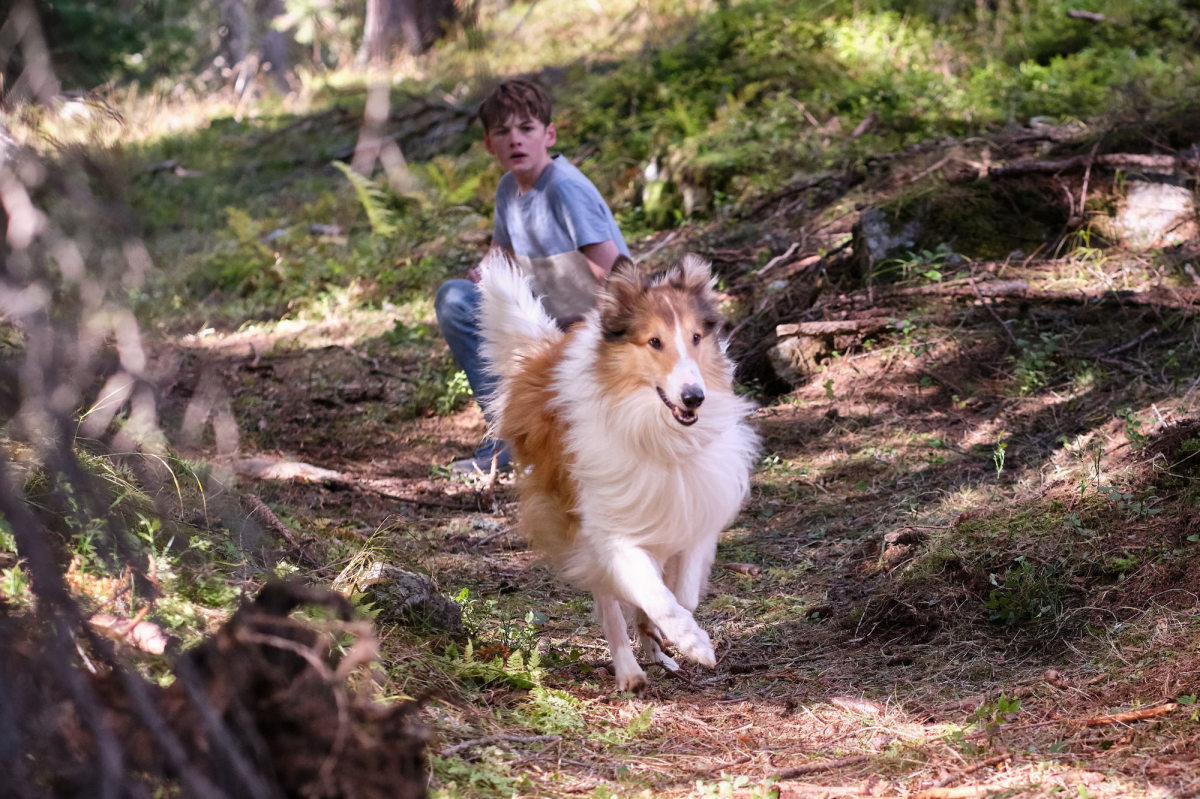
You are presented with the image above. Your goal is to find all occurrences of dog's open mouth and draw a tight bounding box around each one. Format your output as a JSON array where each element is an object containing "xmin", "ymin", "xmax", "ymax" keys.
[{"xmin": 657, "ymin": 388, "xmax": 698, "ymax": 426}]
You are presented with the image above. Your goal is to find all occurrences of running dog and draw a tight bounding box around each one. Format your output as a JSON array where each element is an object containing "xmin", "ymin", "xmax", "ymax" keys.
[{"xmin": 477, "ymin": 249, "xmax": 759, "ymax": 691}]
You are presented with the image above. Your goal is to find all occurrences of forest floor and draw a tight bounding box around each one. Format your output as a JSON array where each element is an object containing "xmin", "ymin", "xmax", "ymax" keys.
[
  {"xmin": 8, "ymin": 2, "xmax": 1200, "ymax": 796},
  {"xmin": 145, "ymin": 211, "xmax": 1200, "ymax": 797}
]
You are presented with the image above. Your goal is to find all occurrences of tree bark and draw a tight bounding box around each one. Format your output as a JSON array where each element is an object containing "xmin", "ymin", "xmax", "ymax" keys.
[
  {"xmin": 219, "ymin": 0, "xmax": 252, "ymax": 67},
  {"xmin": 357, "ymin": 0, "xmax": 457, "ymax": 63},
  {"xmin": 358, "ymin": 0, "xmax": 391, "ymax": 65},
  {"xmin": 256, "ymin": 0, "xmax": 293, "ymax": 92}
]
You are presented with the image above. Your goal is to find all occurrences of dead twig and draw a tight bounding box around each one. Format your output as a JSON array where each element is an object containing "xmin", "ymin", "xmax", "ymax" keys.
[
  {"xmin": 908, "ymin": 154, "xmax": 953, "ymax": 184},
  {"xmin": 635, "ymin": 230, "xmax": 680, "ymax": 264},
  {"xmin": 753, "ymin": 241, "xmax": 801, "ymax": 277},
  {"xmin": 989, "ymin": 151, "xmax": 1199, "ymax": 178},
  {"xmin": 1102, "ymin": 326, "xmax": 1158, "ymax": 356},
  {"xmin": 1076, "ymin": 140, "xmax": 1100, "ymax": 225},
  {"xmin": 472, "ymin": 527, "xmax": 513, "ymax": 548},
  {"xmin": 849, "ymin": 111, "xmax": 879, "ymax": 141},
  {"xmin": 771, "ymin": 754, "xmax": 871, "ymax": 780},
  {"xmin": 244, "ymin": 493, "xmax": 319, "ymax": 565},
  {"xmin": 970, "ymin": 278, "xmax": 1020, "ymax": 349},
  {"xmin": 440, "ymin": 733, "xmax": 561, "ymax": 757},
  {"xmin": 914, "ymin": 786, "xmax": 1008, "ymax": 799},
  {"xmin": 1072, "ymin": 703, "xmax": 1178, "ymax": 727},
  {"xmin": 925, "ymin": 753, "xmax": 1013, "ymax": 791},
  {"xmin": 1067, "ymin": 9, "xmax": 1107, "ymax": 22}
]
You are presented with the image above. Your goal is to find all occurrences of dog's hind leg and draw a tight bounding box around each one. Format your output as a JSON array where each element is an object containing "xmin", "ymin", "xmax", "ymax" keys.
[
  {"xmin": 596, "ymin": 593, "xmax": 646, "ymax": 693},
  {"xmin": 608, "ymin": 546, "xmax": 715, "ymax": 668}
]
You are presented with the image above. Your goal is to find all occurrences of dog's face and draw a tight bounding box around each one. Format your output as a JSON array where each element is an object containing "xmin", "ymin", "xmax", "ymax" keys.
[{"xmin": 594, "ymin": 255, "xmax": 727, "ymax": 427}]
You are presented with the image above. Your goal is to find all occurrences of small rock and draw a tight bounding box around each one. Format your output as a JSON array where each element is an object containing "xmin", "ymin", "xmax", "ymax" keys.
[{"xmin": 363, "ymin": 565, "xmax": 464, "ymax": 634}]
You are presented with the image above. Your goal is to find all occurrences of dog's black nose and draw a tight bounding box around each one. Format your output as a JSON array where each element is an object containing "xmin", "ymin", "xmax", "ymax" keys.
[{"xmin": 680, "ymin": 384, "xmax": 705, "ymax": 410}]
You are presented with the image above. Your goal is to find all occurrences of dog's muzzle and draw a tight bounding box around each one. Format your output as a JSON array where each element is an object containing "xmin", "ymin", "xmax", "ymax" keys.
[{"xmin": 657, "ymin": 387, "xmax": 700, "ymax": 426}]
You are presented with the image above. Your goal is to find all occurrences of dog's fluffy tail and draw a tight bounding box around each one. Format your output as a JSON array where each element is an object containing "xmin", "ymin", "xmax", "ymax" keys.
[{"xmin": 477, "ymin": 248, "xmax": 562, "ymax": 380}]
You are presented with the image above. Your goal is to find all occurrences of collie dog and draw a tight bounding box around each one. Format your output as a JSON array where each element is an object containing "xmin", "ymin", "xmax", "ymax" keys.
[{"xmin": 477, "ymin": 249, "xmax": 759, "ymax": 691}]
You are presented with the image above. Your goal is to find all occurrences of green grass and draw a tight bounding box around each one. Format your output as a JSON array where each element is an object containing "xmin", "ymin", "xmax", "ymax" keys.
[{"xmin": 102, "ymin": 0, "xmax": 1200, "ymax": 332}]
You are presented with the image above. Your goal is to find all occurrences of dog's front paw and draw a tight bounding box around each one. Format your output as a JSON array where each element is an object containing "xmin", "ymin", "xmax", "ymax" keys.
[
  {"xmin": 668, "ymin": 620, "xmax": 715, "ymax": 668},
  {"xmin": 614, "ymin": 666, "xmax": 648, "ymax": 694}
]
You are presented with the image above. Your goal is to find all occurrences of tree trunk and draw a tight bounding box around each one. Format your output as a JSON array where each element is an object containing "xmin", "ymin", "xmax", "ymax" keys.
[
  {"xmin": 358, "ymin": 0, "xmax": 391, "ymax": 65},
  {"xmin": 395, "ymin": 0, "xmax": 424, "ymax": 55},
  {"xmin": 219, "ymin": 0, "xmax": 252, "ymax": 67},
  {"xmin": 256, "ymin": 0, "xmax": 293, "ymax": 91},
  {"xmin": 357, "ymin": 0, "xmax": 457, "ymax": 63}
]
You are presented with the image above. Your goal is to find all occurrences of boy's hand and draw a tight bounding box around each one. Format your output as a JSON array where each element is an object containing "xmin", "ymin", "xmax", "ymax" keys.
[{"xmin": 466, "ymin": 266, "xmax": 482, "ymax": 283}]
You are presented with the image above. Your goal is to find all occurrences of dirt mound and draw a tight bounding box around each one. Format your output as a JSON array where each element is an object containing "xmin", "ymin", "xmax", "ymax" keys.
[{"xmin": 1, "ymin": 582, "xmax": 428, "ymax": 799}]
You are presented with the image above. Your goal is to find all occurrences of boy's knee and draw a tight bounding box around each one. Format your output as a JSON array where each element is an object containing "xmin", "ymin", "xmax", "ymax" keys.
[{"xmin": 435, "ymin": 279, "xmax": 477, "ymax": 324}]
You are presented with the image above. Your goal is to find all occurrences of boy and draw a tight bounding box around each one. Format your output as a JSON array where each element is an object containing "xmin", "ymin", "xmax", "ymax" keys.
[{"xmin": 435, "ymin": 79, "xmax": 630, "ymax": 474}]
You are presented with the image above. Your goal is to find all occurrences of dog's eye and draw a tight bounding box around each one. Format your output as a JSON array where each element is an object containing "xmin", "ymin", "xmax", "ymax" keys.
[
  {"xmin": 648, "ymin": 337, "xmax": 662, "ymax": 350},
  {"xmin": 692, "ymin": 333, "xmax": 701, "ymax": 346}
]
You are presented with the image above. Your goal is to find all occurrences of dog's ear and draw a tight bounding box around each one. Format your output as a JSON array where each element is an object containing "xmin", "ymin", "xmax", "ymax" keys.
[
  {"xmin": 667, "ymin": 254, "xmax": 714, "ymax": 293},
  {"xmin": 597, "ymin": 256, "xmax": 645, "ymax": 341},
  {"xmin": 668, "ymin": 254, "xmax": 720, "ymax": 333}
]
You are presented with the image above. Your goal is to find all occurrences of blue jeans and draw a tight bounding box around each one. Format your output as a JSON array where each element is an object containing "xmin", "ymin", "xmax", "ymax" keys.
[{"xmin": 435, "ymin": 279, "xmax": 508, "ymax": 463}]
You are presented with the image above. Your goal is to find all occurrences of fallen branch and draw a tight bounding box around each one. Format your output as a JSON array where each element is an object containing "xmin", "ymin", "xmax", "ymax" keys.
[
  {"xmin": 635, "ymin": 230, "xmax": 680, "ymax": 264},
  {"xmin": 989, "ymin": 151, "xmax": 1200, "ymax": 178},
  {"xmin": 1067, "ymin": 9, "xmax": 1107, "ymax": 22},
  {"xmin": 1072, "ymin": 703, "xmax": 1178, "ymax": 727},
  {"xmin": 440, "ymin": 733, "xmax": 561, "ymax": 757},
  {"xmin": 869, "ymin": 280, "xmax": 1199, "ymax": 311},
  {"xmin": 355, "ymin": 480, "xmax": 483, "ymax": 510},
  {"xmin": 923, "ymin": 753, "xmax": 1013, "ymax": 792},
  {"xmin": 753, "ymin": 241, "xmax": 801, "ymax": 277},
  {"xmin": 1102, "ymin": 326, "xmax": 1158, "ymax": 356},
  {"xmin": 772, "ymin": 754, "xmax": 871, "ymax": 780},
  {"xmin": 244, "ymin": 493, "xmax": 307, "ymax": 553},
  {"xmin": 971, "ymin": 277, "xmax": 1020, "ymax": 349},
  {"xmin": 776, "ymin": 319, "xmax": 890, "ymax": 338},
  {"xmin": 850, "ymin": 111, "xmax": 879, "ymax": 141},
  {"xmin": 914, "ymin": 785, "xmax": 1007, "ymax": 799},
  {"xmin": 908, "ymin": 154, "xmax": 954, "ymax": 185}
]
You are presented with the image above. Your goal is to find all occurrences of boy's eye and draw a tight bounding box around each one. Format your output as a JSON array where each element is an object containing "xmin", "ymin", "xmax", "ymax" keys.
[
  {"xmin": 648, "ymin": 337, "xmax": 662, "ymax": 350},
  {"xmin": 693, "ymin": 333, "xmax": 701, "ymax": 346}
]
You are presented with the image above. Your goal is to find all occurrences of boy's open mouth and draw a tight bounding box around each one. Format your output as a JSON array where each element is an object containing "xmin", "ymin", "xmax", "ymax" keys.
[{"xmin": 657, "ymin": 388, "xmax": 698, "ymax": 426}]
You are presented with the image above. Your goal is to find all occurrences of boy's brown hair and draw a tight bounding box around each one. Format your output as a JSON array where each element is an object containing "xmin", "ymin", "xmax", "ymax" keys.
[{"xmin": 478, "ymin": 80, "xmax": 552, "ymax": 131}]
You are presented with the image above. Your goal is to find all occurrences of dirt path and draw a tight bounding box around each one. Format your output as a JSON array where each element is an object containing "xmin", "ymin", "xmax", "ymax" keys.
[{"xmin": 156, "ymin": 298, "xmax": 1200, "ymax": 798}]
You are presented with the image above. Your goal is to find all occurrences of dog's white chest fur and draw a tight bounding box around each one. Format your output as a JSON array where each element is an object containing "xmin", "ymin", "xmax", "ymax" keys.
[{"xmin": 550, "ymin": 325, "xmax": 758, "ymax": 584}]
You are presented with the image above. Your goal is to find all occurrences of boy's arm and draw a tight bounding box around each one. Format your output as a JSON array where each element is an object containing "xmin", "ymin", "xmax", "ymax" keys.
[
  {"xmin": 472, "ymin": 182, "xmax": 514, "ymax": 283},
  {"xmin": 580, "ymin": 240, "xmax": 622, "ymax": 281}
]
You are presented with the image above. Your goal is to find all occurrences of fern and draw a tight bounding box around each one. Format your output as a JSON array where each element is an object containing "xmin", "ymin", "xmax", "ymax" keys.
[{"xmin": 332, "ymin": 161, "xmax": 399, "ymax": 238}]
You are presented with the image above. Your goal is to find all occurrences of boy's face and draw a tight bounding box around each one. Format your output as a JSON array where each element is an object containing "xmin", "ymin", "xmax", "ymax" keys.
[{"xmin": 483, "ymin": 113, "xmax": 556, "ymax": 183}]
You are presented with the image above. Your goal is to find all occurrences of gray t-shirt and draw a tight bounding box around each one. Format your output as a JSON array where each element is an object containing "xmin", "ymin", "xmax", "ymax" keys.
[{"xmin": 493, "ymin": 155, "xmax": 629, "ymax": 319}]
